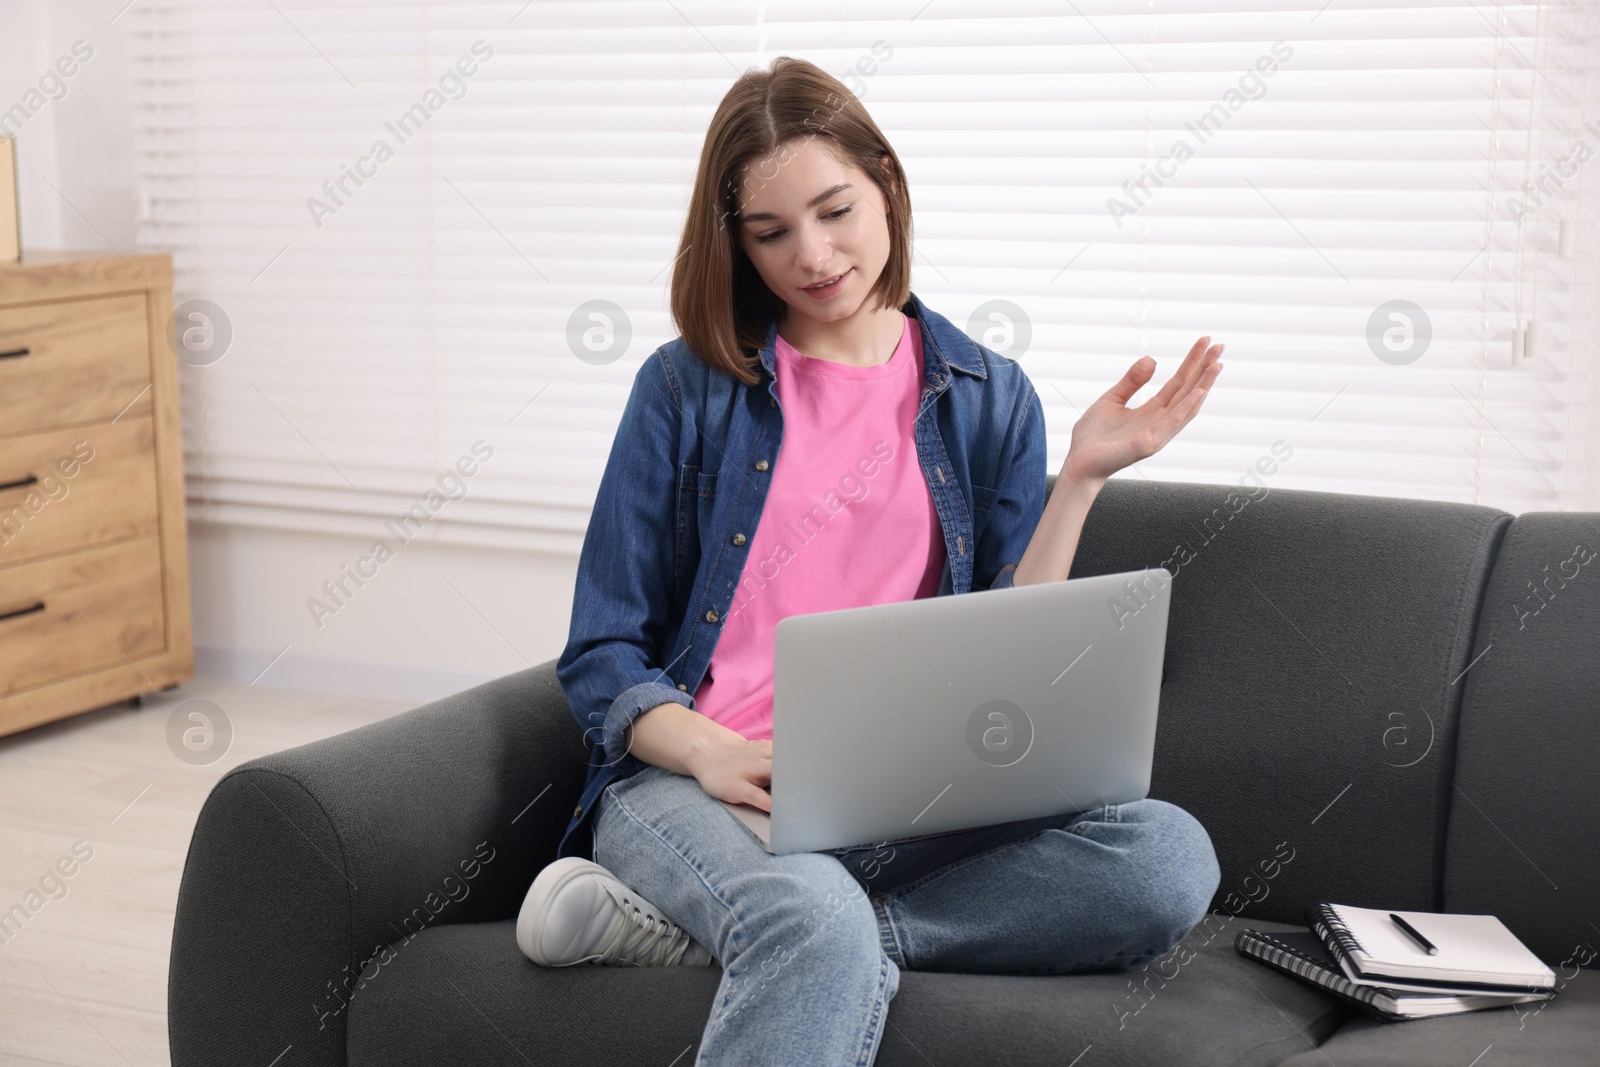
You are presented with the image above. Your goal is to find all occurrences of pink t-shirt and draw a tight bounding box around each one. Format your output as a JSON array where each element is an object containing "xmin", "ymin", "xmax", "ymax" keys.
[{"xmin": 692, "ymin": 313, "xmax": 946, "ymax": 740}]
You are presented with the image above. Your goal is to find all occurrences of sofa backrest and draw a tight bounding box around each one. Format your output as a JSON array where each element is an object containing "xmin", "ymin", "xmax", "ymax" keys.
[
  {"xmin": 1444, "ymin": 511, "xmax": 1600, "ymax": 967},
  {"xmin": 1056, "ymin": 473, "xmax": 1511, "ymax": 927}
]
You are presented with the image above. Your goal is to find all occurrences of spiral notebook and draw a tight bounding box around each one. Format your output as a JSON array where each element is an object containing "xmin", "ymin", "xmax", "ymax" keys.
[
  {"xmin": 1305, "ymin": 903, "xmax": 1557, "ymax": 992},
  {"xmin": 1235, "ymin": 929, "xmax": 1552, "ymax": 1020}
]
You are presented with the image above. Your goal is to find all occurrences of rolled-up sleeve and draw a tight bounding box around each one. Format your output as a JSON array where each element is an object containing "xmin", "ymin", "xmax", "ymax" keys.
[
  {"xmin": 977, "ymin": 376, "xmax": 1047, "ymax": 592},
  {"xmin": 556, "ymin": 349, "xmax": 696, "ymax": 768}
]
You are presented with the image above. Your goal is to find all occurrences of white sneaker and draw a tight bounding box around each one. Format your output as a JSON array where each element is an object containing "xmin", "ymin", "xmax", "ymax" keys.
[{"xmin": 516, "ymin": 857, "xmax": 715, "ymax": 967}]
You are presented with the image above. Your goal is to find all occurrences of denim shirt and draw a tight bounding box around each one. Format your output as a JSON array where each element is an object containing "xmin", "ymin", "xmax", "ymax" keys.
[{"xmin": 553, "ymin": 290, "xmax": 1047, "ymax": 860}]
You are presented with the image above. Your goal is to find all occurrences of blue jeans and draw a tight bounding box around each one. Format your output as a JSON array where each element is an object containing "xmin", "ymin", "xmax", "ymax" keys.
[{"xmin": 592, "ymin": 763, "xmax": 1222, "ymax": 1067}]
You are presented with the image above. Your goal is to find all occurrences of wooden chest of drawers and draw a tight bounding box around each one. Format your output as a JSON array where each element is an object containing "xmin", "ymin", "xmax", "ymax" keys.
[{"xmin": 0, "ymin": 251, "xmax": 193, "ymax": 736}]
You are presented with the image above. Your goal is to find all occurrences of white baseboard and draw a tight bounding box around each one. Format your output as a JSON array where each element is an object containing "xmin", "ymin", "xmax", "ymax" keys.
[{"xmin": 194, "ymin": 643, "xmax": 504, "ymax": 706}]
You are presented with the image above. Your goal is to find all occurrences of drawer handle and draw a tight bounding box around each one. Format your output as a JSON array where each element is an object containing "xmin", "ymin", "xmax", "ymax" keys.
[
  {"xmin": 0, "ymin": 601, "xmax": 46, "ymax": 623},
  {"xmin": 0, "ymin": 474, "xmax": 38, "ymax": 493},
  {"xmin": 0, "ymin": 347, "xmax": 29, "ymax": 360}
]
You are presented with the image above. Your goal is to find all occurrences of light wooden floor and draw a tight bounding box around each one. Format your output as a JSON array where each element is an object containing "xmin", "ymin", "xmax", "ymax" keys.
[{"xmin": 0, "ymin": 679, "xmax": 410, "ymax": 1067}]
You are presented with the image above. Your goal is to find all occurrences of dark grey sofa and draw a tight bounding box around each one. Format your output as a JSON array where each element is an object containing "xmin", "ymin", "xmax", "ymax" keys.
[{"xmin": 168, "ymin": 476, "xmax": 1600, "ymax": 1066}]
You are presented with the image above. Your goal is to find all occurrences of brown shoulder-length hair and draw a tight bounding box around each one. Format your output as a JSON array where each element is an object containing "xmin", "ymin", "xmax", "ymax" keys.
[{"xmin": 669, "ymin": 56, "xmax": 914, "ymax": 386}]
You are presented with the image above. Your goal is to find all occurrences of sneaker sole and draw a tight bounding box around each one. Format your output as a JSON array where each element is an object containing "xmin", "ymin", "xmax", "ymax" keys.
[{"xmin": 516, "ymin": 856, "xmax": 615, "ymax": 966}]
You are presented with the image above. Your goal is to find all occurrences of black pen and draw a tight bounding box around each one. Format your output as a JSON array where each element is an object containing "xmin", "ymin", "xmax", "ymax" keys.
[{"xmin": 1390, "ymin": 913, "xmax": 1439, "ymax": 955}]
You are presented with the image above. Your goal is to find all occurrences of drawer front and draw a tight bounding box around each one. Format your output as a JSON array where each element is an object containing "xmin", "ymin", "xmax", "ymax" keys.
[
  {"xmin": 0, "ymin": 538, "xmax": 165, "ymax": 696},
  {"xmin": 0, "ymin": 294, "xmax": 153, "ymax": 434},
  {"xmin": 0, "ymin": 419, "xmax": 160, "ymax": 567}
]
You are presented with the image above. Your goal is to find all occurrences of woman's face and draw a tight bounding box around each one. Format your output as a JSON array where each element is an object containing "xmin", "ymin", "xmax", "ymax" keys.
[{"xmin": 732, "ymin": 136, "xmax": 893, "ymax": 328}]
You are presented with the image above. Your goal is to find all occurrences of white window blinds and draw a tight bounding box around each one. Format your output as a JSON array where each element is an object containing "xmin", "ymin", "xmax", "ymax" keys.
[{"xmin": 128, "ymin": 1, "xmax": 1599, "ymax": 555}]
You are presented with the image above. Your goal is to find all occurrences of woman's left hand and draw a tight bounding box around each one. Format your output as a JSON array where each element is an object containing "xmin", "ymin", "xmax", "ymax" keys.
[{"xmin": 1062, "ymin": 335, "xmax": 1224, "ymax": 485}]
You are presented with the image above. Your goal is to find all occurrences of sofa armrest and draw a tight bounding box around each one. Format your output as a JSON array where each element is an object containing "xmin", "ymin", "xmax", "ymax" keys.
[
  {"xmin": 1445, "ymin": 513, "xmax": 1600, "ymax": 966},
  {"xmin": 168, "ymin": 659, "xmax": 585, "ymax": 1067}
]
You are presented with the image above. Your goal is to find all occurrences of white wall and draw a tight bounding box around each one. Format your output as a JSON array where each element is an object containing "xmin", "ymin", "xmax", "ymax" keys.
[
  {"xmin": 3, "ymin": 0, "xmax": 137, "ymax": 252},
  {"xmin": 188, "ymin": 522, "xmax": 576, "ymax": 703},
  {"xmin": 5, "ymin": 0, "xmax": 581, "ymax": 705},
  {"xmin": 1584, "ymin": 279, "xmax": 1600, "ymax": 512},
  {"xmin": 2, "ymin": 1, "xmax": 62, "ymax": 249}
]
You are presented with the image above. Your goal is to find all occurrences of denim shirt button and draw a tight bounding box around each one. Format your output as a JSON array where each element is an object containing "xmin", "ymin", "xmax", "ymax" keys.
[
  {"xmin": 755, "ymin": 459, "xmax": 769, "ymax": 471},
  {"xmin": 572, "ymin": 804, "xmax": 582, "ymax": 817},
  {"xmin": 732, "ymin": 533, "xmax": 746, "ymax": 545},
  {"xmin": 677, "ymin": 683, "xmax": 688, "ymax": 691},
  {"xmin": 705, "ymin": 610, "xmax": 720, "ymax": 623}
]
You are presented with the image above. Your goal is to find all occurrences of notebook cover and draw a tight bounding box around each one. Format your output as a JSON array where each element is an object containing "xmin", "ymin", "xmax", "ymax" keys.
[
  {"xmin": 1306, "ymin": 902, "xmax": 1557, "ymax": 992},
  {"xmin": 1236, "ymin": 929, "xmax": 1550, "ymax": 1021},
  {"xmin": 1236, "ymin": 929, "xmax": 1402, "ymax": 1021}
]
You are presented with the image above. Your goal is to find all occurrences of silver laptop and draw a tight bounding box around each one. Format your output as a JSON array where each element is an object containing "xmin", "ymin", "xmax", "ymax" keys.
[{"xmin": 718, "ymin": 567, "xmax": 1173, "ymax": 855}]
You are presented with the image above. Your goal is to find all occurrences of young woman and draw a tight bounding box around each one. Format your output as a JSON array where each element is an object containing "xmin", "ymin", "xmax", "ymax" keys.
[{"xmin": 517, "ymin": 56, "xmax": 1224, "ymax": 1065}]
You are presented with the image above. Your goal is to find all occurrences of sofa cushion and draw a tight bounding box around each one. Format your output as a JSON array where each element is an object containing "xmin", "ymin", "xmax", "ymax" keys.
[
  {"xmin": 348, "ymin": 918, "xmax": 1346, "ymax": 1066},
  {"xmin": 1444, "ymin": 512, "xmax": 1600, "ymax": 964},
  {"xmin": 1062, "ymin": 477, "xmax": 1510, "ymax": 926},
  {"xmin": 1274, "ymin": 965, "xmax": 1599, "ymax": 1067}
]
